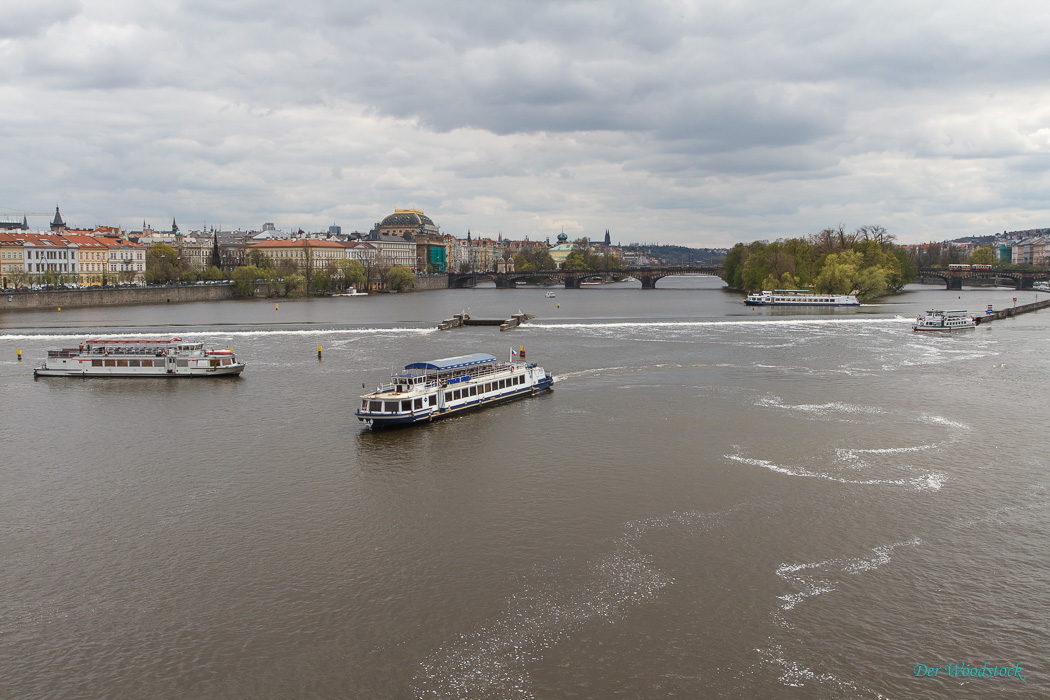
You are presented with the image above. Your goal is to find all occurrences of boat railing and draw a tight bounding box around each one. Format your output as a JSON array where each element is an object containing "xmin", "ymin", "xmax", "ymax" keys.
[{"xmin": 378, "ymin": 361, "xmax": 527, "ymax": 395}]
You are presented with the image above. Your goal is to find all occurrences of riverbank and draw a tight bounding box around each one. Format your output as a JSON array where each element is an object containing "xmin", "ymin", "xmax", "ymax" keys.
[
  {"xmin": 3, "ymin": 284, "xmax": 235, "ymax": 311},
  {"xmin": 3, "ymin": 275, "xmax": 452, "ymax": 311}
]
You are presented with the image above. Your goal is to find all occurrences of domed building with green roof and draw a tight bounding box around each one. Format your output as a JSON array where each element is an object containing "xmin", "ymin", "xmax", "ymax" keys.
[
  {"xmin": 377, "ymin": 209, "xmax": 439, "ymax": 239},
  {"xmin": 548, "ymin": 229, "xmax": 576, "ymax": 268},
  {"xmin": 372, "ymin": 208, "xmax": 446, "ymax": 272}
]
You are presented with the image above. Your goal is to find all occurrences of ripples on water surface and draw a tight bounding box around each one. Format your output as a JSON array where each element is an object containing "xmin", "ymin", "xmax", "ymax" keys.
[{"xmin": 1, "ymin": 280, "xmax": 1047, "ymax": 698}]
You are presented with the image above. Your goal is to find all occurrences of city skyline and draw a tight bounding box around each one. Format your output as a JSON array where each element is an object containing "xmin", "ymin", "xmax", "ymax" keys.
[{"xmin": 3, "ymin": 1, "xmax": 1049, "ymax": 247}]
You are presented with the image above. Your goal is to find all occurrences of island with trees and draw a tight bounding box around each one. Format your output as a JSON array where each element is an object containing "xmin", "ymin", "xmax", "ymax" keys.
[{"xmin": 720, "ymin": 225, "xmax": 917, "ymax": 299}]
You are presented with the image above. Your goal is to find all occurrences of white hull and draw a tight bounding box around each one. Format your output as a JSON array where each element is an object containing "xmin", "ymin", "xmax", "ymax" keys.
[
  {"xmin": 34, "ymin": 337, "xmax": 246, "ymax": 378},
  {"xmin": 35, "ymin": 363, "xmax": 245, "ymax": 377},
  {"xmin": 356, "ymin": 353, "xmax": 552, "ymax": 429},
  {"xmin": 912, "ymin": 310, "xmax": 975, "ymax": 331},
  {"xmin": 746, "ymin": 290, "xmax": 860, "ymax": 306}
]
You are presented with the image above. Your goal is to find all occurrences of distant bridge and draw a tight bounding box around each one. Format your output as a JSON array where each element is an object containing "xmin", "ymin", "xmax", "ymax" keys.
[
  {"xmin": 918, "ymin": 268, "xmax": 1050, "ymax": 290},
  {"xmin": 447, "ymin": 265, "xmax": 724, "ymax": 290}
]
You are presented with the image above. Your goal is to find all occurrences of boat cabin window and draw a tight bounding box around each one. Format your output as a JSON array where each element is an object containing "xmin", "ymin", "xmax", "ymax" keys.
[
  {"xmin": 401, "ymin": 400, "xmax": 412, "ymax": 412},
  {"xmin": 369, "ymin": 400, "xmax": 382, "ymax": 412},
  {"xmin": 92, "ymin": 360, "xmax": 103, "ymax": 367},
  {"xmin": 414, "ymin": 398, "xmax": 423, "ymax": 410}
]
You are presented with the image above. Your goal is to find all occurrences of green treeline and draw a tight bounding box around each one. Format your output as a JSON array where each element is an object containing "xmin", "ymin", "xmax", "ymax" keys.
[{"xmin": 721, "ymin": 225, "xmax": 916, "ymax": 298}]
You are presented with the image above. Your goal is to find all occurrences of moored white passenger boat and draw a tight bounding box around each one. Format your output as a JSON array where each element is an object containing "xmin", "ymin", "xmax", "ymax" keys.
[
  {"xmin": 913, "ymin": 309, "xmax": 976, "ymax": 331},
  {"xmin": 745, "ymin": 289, "xmax": 860, "ymax": 306},
  {"xmin": 34, "ymin": 338, "xmax": 246, "ymax": 377},
  {"xmin": 355, "ymin": 351, "xmax": 553, "ymax": 429}
]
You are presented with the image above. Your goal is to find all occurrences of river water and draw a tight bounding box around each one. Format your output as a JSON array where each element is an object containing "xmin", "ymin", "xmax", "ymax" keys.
[{"xmin": 1, "ymin": 277, "xmax": 1047, "ymax": 699}]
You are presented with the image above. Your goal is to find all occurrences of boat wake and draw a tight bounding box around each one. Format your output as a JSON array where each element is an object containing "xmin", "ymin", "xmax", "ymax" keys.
[
  {"xmin": 411, "ymin": 508, "xmax": 734, "ymax": 699},
  {"xmin": 757, "ymin": 538, "xmax": 920, "ymax": 698},
  {"xmin": 724, "ymin": 451, "xmax": 945, "ymax": 491}
]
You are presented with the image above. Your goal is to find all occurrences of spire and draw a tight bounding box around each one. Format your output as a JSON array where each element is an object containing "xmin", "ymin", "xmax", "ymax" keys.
[
  {"xmin": 467, "ymin": 229, "xmax": 472, "ymax": 242},
  {"xmin": 171, "ymin": 217, "xmax": 178, "ymax": 235},
  {"xmin": 210, "ymin": 230, "xmax": 222, "ymax": 269},
  {"xmin": 51, "ymin": 206, "xmax": 65, "ymax": 231}
]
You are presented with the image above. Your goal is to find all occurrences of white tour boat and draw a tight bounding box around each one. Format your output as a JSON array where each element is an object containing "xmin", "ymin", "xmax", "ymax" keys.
[
  {"xmin": 745, "ymin": 289, "xmax": 860, "ymax": 306},
  {"xmin": 34, "ymin": 338, "xmax": 246, "ymax": 377},
  {"xmin": 545, "ymin": 290, "xmax": 556, "ymax": 298},
  {"xmin": 913, "ymin": 309, "xmax": 976, "ymax": 332},
  {"xmin": 355, "ymin": 351, "xmax": 553, "ymax": 429}
]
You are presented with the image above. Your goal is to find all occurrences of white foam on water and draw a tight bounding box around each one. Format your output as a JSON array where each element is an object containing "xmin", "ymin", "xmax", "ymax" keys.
[
  {"xmin": 527, "ymin": 317, "xmax": 912, "ymax": 332},
  {"xmin": 759, "ymin": 540, "xmax": 920, "ymax": 696},
  {"xmin": 412, "ymin": 509, "xmax": 731, "ymax": 699},
  {"xmin": 547, "ymin": 365, "xmax": 636, "ymax": 382},
  {"xmin": 0, "ymin": 327, "xmax": 437, "ymax": 342},
  {"xmin": 756, "ymin": 395, "xmax": 884, "ymax": 417},
  {"xmin": 773, "ymin": 538, "xmax": 921, "ymax": 613},
  {"xmin": 759, "ymin": 643, "xmax": 888, "ymax": 698},
  {"xmin": 725, "ymin": 452, "xmax": 944, "ymax": 492},
  {"xmin": 919, "ymin": 413, "xmax": 972, "ymax": 431}
]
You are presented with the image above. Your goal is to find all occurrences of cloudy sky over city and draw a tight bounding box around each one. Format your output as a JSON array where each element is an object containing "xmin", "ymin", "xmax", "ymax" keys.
[{"xmin": 2, "ymin": 0, "xmax": 1049, "ymax": 246}]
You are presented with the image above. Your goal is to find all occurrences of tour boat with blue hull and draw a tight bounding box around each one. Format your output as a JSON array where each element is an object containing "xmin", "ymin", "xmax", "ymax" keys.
[
  {"xmin": 355, "ymin": 351, "xmax": 553, "ymax": 429},
  {"xmin": 745, "ymin": 289, "xmax": 860, "ymax": 306},
  {"xmin": 34, "ymin": 337, "xmax": 246, "ymax": 377}
]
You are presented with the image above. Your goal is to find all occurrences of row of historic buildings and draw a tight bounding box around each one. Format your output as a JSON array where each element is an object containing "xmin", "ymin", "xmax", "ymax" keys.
[
  {"xmin": 0, "ymin": 206, "xmax": 621, "ymax": 289},
  {"xmin": 1, "ymin": 229, "xmax": 146, "ymax": 288}
]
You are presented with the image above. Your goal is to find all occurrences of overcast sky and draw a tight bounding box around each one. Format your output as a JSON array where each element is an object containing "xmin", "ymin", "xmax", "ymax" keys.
[{"xmin": 2, "ymin": 0, "xmax": 1048, "ymax": 246}]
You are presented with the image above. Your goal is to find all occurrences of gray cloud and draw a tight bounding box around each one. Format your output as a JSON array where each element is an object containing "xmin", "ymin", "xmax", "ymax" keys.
[{"xmin": 1, "ymin": 0, "xmax": 1048, "ymax": 245}]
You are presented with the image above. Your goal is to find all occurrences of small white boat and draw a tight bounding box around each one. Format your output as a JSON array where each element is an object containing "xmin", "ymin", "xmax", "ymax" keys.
[
  {"xmin": 545, "ymin": 290, "xmax": 556, "ymax": 298},
  {"xmin": 913, "ymin": 309, "xmax": 976, "ymax": 331},
  {"xmin": 333, "ymin": 288, "xmax": 368, "ymax": 296},
  {"xmin": 34, "ymin": 337, "xmax": 246, "ymax": 377}
]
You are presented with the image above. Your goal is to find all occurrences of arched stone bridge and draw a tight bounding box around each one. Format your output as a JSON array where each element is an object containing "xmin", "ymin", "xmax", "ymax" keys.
[
  {"xmin": 447, "ymin": 265, "xmax": 724, "ymax": 289},
  {"xmin": 918, "ymin": 268, "xmax": 1050, "ymax": 290}
]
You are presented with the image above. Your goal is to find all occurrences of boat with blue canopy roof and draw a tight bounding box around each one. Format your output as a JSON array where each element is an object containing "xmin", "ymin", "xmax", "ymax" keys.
[{"xmin": 355, "ymin": 349, "xmax": 554, "ymax": 429}]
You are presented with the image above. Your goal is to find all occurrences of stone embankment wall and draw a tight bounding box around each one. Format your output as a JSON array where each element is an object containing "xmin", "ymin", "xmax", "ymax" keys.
[
  {"xmin": 975, "ymin": 298, "xmax": 1050, "ymax": 325},
  {"xmin": 412, "ymin": 275, "xmax": 449, "ymax": 291},
  {"xmin": 2, "ymin": 284, "xmax": 235, "ymax": 311}
]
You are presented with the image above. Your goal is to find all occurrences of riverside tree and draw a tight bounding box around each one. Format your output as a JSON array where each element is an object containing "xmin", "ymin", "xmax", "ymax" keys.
[
  {"xmin": 720, "ymin": 225, "xmax": 914, "ymax": 298},
  {"xmin": 385, "ymin": 265, "xmax": 415, "ymax": 292},
  {"xmin": 145, "ymin": 243, "xmax": 183, "ymax": 284}
]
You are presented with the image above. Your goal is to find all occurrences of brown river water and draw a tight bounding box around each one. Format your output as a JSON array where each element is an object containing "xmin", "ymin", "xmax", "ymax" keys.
[{"xmin": 2, "ymin": 277, "xmax": 1047, "ymax": 698}]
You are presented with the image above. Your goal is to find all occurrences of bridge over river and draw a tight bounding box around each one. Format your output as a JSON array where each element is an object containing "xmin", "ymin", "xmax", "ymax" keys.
[
  {"xmin": 447, "ymin": 265, "xmax": 724, "ymax": 289},
  {"xmin": 918, "ymin": 268, "xmax": 1050, "ymax": 290}
]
